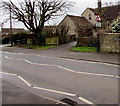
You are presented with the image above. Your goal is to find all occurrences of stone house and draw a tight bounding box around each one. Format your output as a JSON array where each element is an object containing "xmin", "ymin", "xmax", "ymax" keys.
[
  {"xmin": 58, "ymin": 15, "xmax": 92, "ymax": 40},
  {"xmin": 82, "ymin": 5, "xmax": 120, "ymax": 26}
]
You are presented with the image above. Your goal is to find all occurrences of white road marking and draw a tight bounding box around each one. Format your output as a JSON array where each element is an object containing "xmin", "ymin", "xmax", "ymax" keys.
[
  {"xmin": 37, "ymin": 55, "xmax": 119, "ymax": 67},
  {"xmin": 0, "ymin": 72, "xmax": 17, "ymax": 76},
  {"xmin": 57, "ymin": 66, "xmax": 76, "ymax": 73},
  {"xmin": 115, "ymin": 76, "xmax": 120, "ymax": 79},
  {"xmin": 33, "ymin": 87, "xmax": 76, "ymax": 97},
  {"xmin": 17, "ymin": 76, "xmax": 32, "ymax": 87},
  {"xmin": 3, "ymin": 51, "xmax": 119, "ymax": 67},
  {"xmin": 5, "ymin": 56, "xmax": 24, "ymax": 61},
  {"xmin": 0, "ymin": 73, "xmax": 65, "ymax": 105},
  {"xmin": 78, "ymin": 97, "xmax": 94, "ymax": 104},
  {"xmin": 1, "ymin": 71, "xmax": 96, "ymax": 104},
  {"xmin": 76, "ymin": 71, "xmax": 114, "ymax": 78},
  {"xmin": 4, "ymin": 55, "xmax": 119, "ymax": 79}
]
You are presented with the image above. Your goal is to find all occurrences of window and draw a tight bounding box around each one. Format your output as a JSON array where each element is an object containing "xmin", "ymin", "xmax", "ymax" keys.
[{"xmin": 89, "ymin": 14, "xmax": 92, "ymax": 20}]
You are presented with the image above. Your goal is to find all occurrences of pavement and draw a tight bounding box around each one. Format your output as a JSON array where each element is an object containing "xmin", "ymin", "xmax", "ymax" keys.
[
  {"xmin": 1, "ymin": 42, "xmax": 119, "ymax": 65},
  {"xmin": 1, "ymin": 78, "xmax": 63, "ymax": 105}
]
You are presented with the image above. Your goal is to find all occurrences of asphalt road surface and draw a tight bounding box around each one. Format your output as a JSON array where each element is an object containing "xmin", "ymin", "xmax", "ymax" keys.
[{"xmin": 1, "ymin": 51, "xmax": 119, "ymax": 105}]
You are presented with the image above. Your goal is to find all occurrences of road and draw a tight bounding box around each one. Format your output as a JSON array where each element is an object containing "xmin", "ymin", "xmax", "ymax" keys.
[{"xmin": 1, "ymin": 50, "xmax": 119, "ymax": 105}]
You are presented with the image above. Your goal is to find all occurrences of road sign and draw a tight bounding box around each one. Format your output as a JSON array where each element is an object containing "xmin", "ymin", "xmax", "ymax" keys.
[
  {"xmin": 96, "ymin": 21, "xmax": 101, "ymax": 28},
  {"xmin": 96, "ymin": 15, "xmax": 102, "ymax": 22}
]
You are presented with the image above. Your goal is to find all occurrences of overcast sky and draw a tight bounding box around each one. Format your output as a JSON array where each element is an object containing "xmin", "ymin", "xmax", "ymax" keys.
[{"xmin": 0, "ymin": 0, "xmax": 119, "ymax": 30}]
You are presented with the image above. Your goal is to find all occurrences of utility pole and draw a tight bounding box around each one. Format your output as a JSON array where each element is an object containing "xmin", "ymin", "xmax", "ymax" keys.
[{"xmin": 9, "ymin": 5, "xmax": 13, "ymax": 45}]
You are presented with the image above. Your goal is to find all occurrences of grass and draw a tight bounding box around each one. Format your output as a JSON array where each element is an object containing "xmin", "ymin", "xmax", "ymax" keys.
[
  {"xmin": 71, "ymin": 46, "xmax": 97, "ymax": 52},
  {"xmin": 18, "ymin": 45, "xmax": 56, "ymax": 50}
]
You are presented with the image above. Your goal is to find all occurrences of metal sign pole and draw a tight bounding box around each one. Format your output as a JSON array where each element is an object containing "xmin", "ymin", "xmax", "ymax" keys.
[{"xmin": 95, "ymin": 15, "xmax": 102, "ymax": 53}]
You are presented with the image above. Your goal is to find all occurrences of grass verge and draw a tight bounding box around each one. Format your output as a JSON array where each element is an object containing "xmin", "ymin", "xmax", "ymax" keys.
[{"xmin": 71, "ymin": 46, "xmax": 97, "ymax": 52}]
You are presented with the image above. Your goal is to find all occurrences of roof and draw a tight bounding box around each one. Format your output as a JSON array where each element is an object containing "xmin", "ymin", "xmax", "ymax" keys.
[
  {"xmin": 87, "ymin": 5, "xmax": 120, "ymax": 20},
  {"xmin": 43, "ymin": 26, "xmax": 57, "ymax": 32},
  {"xmin": 102, "ymin": 5, "xmax": 120, "ymax": 20},
  {"xmin": 67, "ymin": 15, "xmax": 92, "ymax": 26},
  {"xmin": 2, "ymin": 28, "xmax": 25, "ymax": 34},
  {"xmin": 88, "ymin": 8, "xmax": 98, "ymax": 14},
  {"xmin": 44, "ymin": 26, "xmax": 57, "ymax": 30}
]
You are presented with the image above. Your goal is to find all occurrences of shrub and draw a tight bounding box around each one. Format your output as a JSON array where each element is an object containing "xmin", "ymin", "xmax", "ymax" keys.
[{"xmin": 111, "ymin": 17, "xmax": 120, "ymax": 33}]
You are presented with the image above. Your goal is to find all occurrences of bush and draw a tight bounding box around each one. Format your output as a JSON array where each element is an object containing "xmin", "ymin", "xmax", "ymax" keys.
[
  {"xmin": 88, "ymin": 37, "xmax": 97, "ymax": 47},
  {"xmin": 12, "ymin": 32, "xmax": 27, "ymax": 44},
  {"xmin": 111, "ymin": 17, "xmax": 120, "ymax": 33},
  {"xmin": 76, "ymin": 37, "xmax": 97, "ymax": 47},
  {"xmin": 2, "ymin": 37, "xmax": 10, "ymax": 44}
]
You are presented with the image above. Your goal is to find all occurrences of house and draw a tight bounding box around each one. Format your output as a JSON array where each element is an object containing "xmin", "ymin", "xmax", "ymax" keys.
[
  {"xmin": 2, "ymin": 28, "xmax": 26, "ymax": 37},
  {"xmin": 82, "ymin": 5, "xmax": 120, "ymax": 26},
  {"xmin": 58, "ymin": 15, "xmax": 92, "ymax": 40}
]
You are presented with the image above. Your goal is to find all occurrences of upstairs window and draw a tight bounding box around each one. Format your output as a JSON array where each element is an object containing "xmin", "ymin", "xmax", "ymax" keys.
[{"xmin": 89, "ymin": 14, "xmax": 92, "ymax": 20}]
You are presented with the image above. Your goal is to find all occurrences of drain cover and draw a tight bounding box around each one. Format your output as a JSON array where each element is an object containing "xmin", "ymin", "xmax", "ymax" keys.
[{"xmin": 61, "ymin": 98, "xmax": 78, "ymax": 106}]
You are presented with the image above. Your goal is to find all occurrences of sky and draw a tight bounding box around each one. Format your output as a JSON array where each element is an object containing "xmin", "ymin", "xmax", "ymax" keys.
[{"xmin": 0, "ymin": 0, "xmax": 119, "ymax": 30}]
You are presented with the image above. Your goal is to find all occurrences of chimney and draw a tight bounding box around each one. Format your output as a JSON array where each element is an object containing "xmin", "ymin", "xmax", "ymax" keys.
[{"xmin": 98, "ymin": 0, "xmax": 101, "ymax": 14}]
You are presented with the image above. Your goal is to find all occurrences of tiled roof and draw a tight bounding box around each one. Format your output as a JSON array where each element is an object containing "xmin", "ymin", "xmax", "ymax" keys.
[
  {"xmin": 89, "ymin": 5, "xmax": 120, "ymax": 20},
  {"xmin": 102, "ymin": 5, "xmax": 120, "ymax": 20},
  {"xmin": 67, "ymin": 15, "xmax": 92, "ymax": 26}
]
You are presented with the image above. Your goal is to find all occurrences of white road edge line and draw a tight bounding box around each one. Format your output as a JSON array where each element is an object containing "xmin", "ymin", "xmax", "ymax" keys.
[
  {"xmin": 0, "ymin": 74, "xmax": 65, "ymax": 105},
  {"xmin": 0, "ymin": 72, "xmax": 17, "ymax": 76},
  {"xmin": 17, "ymin": 76, "xmax": 32, "ymax": 87},
  {"xmin": 5, "ymin": 56, "xmax": 24, "ymax": 61},
  {"xmin": 78, "ymin": 97, "xmax": 94, "ymax": 104},
  {"xmin": 33, "ymin": 87, "xmax": 76, "ymax": 97},
  {"xmin": 4, "ymin": 51, "xmax": 119, "ymax": 67},
  {"xmin": 37, "ymin": 55, "xmax": 119, "ymax": 67},
  {"xmin": 4, "ymin": 55, "xmax": 119, "ymax": 79},
  {"xmin": 1, "ymin": 71, "xmax": 95, "ymax": 104},
  {"xmin": 115, "ymin": 76, "xmax": 120, "ymax": 79}
]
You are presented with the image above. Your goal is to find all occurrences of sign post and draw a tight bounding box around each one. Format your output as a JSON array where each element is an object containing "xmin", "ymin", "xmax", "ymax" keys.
[{"xmin": 95, "ymin": 15, "xmax": 102, "ymax": 53}]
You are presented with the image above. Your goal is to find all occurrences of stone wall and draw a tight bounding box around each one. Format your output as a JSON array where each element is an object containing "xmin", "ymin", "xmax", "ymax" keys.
[{"xmin": 100, "ymin": 33, "xmax": 120, "ymax": 53}]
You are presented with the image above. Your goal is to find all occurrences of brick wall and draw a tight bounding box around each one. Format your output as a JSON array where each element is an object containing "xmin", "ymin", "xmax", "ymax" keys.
[{"xmin": 100, "ymin": 33, "xmax": 120, "ymax": 53}]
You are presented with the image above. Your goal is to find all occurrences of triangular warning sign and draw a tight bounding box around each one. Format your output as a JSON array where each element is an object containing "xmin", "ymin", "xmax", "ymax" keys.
[{"xmin": 96, "ymin": 15, "xmax": 102, "ymax": 22}]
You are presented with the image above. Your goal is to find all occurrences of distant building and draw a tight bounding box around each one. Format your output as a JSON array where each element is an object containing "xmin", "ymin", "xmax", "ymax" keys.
[
  {"xmin": 58, "ymin": 15, "xmax": 92, "ymax": 40},
  {"xmin": 2, "ymin": 28, "xmax": 26, "ymax": 37}
]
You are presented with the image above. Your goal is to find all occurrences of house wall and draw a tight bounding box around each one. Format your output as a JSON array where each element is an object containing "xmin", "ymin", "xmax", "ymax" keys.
[
  {"xmin": 82, "ymin": 8, "xmax": 97, "ymax": 25},
  {"xmin": 58, "ymin": 16, "xmax": 78, "ymax": 38},
  {"xmin": 100, "ymin": 33, "xmax": 120, "ymax": 53}
]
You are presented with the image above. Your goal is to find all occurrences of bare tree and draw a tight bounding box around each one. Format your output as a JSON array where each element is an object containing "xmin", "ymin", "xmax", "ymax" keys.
[
  {"xmin": 57, "ymin": 25, "xmax": 69, "ymax": 44},
  {"xmin": 0, "ymin": 0, "xmax": 73, "ymax": 44},
  {"xmin": 76, "ymin": 24, "xmax": 94, "ymax": 47}
]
